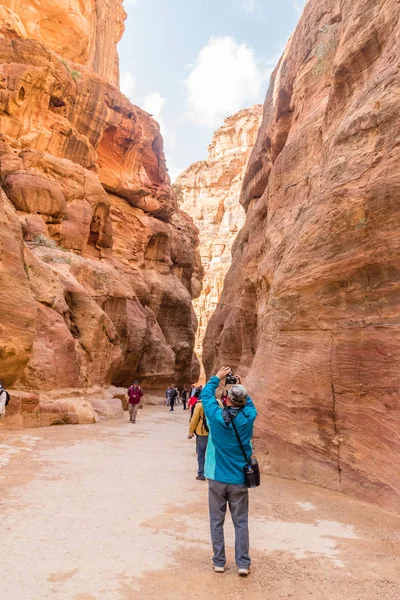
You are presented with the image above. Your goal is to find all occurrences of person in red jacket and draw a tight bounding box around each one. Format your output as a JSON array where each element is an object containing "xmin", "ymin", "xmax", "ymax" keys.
[{"xmin": 127, "ymin": 380, "xmax": 143, "ymax": 423}]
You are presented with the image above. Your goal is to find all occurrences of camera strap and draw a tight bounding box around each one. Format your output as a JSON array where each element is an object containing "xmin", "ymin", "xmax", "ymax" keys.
[{"xmin": 227, "ymin": 412, "xmax": 250, "ymax": 464}]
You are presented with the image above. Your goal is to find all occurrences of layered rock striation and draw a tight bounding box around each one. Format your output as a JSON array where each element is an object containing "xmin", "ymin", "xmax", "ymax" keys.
[
  {"xmin": 204, "ymin": 0, "xmax": 400, "ymax": 511},
  {"xmin": 177, "ymin": 106, "xmax": 262, "ymax": 378},
  {"xmin": 0, "ymin": 2, "xmax": 202, "ymax": 428},
  {"xmin": 0, "ymin": 0, "xmax": 125, "ymax": 85}
]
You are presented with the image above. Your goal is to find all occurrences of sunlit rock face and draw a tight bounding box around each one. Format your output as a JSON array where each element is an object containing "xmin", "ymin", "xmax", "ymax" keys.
[
  {"xmin": 204, "ymin": 0, "xmax": 400, "ymax": 512},
  {"xmin": 0, "ymin": 0, "xmax": 125, "ymax": 85},
  {"xmin": 0, "ymin": 3, "xmax": 202, "ymax": 428},
  {"xmin": 177, "ymin": 106, "xmax": 262, "ymax": 379}
]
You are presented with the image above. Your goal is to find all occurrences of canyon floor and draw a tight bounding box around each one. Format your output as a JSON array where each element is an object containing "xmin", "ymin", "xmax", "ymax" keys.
[{"xmin": 1, "ymin": 408, "xmax": 400, "ymax": 600}]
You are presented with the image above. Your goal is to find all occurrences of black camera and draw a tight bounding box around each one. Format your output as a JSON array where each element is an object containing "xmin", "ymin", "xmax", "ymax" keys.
[{"xmin": 225, "ymin": 372, "xmax": 237, "ymax": 385}]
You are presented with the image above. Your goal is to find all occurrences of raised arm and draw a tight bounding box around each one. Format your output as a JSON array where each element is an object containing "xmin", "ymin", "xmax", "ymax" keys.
[{"xmin": 202, "ymin": 367, "xmax": 231, "ymax": 423}]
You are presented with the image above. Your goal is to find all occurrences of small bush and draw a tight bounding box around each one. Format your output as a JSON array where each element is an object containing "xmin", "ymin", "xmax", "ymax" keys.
[
  {"xmin": 33, "ymin": 234, "xmax": 58, "ymax": 248},
  {"xmin": 42, "ymin": 255, "xmax": 72, "ymax": 266},
  {"xmin": 70, "ymin": 70, "xmax": 82, "ymax": 81},
  {"xmin": 60, "ymin": 58, "xmax": 81, "ymax": 81}
]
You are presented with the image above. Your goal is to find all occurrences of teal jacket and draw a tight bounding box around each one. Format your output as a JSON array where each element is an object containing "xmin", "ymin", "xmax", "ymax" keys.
[{"xmin": 202, "ymin": 376, "xmax": 257, "ymax": 485}]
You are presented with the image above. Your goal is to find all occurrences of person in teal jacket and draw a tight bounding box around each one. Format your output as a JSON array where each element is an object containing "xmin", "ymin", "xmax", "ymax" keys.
[{"xmin": 201, "ymin": 366, "xmax": 257, "ymax": 577}]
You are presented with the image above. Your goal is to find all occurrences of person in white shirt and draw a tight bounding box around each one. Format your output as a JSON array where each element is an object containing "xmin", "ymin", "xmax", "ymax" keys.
[{"xmin": 0, "ymin": 383, "xmax": 8, "ymax": 418}]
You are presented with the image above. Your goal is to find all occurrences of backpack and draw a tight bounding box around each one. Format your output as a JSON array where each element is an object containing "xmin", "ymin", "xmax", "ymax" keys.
[
  {"xmin": 200, "ymin": 412, "xmax": 209, "ymax": 434},
  {"xmin": 191, "ymin": 400, "xmax": 209, "ymax": 434}
]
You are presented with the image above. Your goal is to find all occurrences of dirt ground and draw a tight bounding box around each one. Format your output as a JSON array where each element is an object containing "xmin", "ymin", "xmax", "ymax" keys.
[{"xmin": 1, "ymin": 407, "xmax": 400, "ymax": 600}]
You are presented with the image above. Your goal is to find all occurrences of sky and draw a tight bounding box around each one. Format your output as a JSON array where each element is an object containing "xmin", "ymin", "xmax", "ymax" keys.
[{"xmin": 119, "ymin": 0, "xmax": 307, "ymax": 181}]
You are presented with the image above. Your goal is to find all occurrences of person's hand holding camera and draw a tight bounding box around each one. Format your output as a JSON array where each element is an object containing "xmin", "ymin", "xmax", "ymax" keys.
[
  {"xmin": 216, "ymin": 367, "xmax": 241, "ymax": 385},
  {"xmin": 216, "ymin": 367, "xmax": 231, "ymax": 381}
]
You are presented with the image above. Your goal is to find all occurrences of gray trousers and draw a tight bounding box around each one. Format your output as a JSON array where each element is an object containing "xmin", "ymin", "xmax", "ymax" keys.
[{"xmin": 208, "ymin": 479, "xmax": 250, "ymax": 569}]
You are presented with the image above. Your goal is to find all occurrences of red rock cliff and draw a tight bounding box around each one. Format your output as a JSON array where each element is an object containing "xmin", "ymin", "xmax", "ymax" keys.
[
  {"xmin": 177, "ymin": 106, "xmax": 262, "ymax": 380},
  {"xmin": 0, "ymin": 1, "xmax": 202, "ymax": 427},
  {"xmin": 204, "ymin": 0, "xmax": 400, "ymax": 511},
  {"xmin": 0, "ymin": 0, "xmax": 125, "ymax": 85}
]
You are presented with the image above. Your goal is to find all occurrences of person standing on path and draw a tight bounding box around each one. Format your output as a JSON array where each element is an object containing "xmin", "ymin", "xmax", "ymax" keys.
[
  {"xmin": 169, "ymin": 385, "xmax": 179, "ymax": 411},
  {"xmin": 0, "ymin": 382, "xmax": 9, "ymax": 420},
  {"xmin": 201, "ymin": 366, "xmax": 257, "ymax": 577},
  {"xmin": 181, "ymin": 385, "xmax": 189, "ymax": 410},
  {"xmin": 188, "ymin": 398, "xmax": 208, "ymax": 481},
  {"xmin": 127, "ymin": 380, "xmax": 143, "ymax": 423}
]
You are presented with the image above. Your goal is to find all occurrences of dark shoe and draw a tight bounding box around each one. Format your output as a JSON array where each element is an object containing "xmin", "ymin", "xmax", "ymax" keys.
[{"xmin": 196, "ymin": 475, "xmax": 206, "ymax": 481}]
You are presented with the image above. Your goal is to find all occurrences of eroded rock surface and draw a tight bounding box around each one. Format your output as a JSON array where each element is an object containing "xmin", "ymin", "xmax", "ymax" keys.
[
  {"xmin": 0, "ymin": 0, "xmax": 125, "ymax": 85},
  {"xmin": 204, "ymin": 0, "xmax": 400, "ymax": 511},
  {"xmin": 178, "ymin": 106, "xmax": 262, "ymax": 378},
  {"xmin": 0, "ymin": 4, "xmax": 202, "ymax": 428}
]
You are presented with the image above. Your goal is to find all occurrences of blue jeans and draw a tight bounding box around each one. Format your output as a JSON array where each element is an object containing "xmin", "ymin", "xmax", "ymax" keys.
[{"xmin": 196, "ymin": 435, "xmax": 208, "ymax": 476}]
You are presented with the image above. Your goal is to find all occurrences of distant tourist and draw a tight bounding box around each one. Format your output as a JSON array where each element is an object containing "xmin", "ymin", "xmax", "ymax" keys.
[
  {"xmin": 202, "ymin": 367, "xmax": 257, "ymax": 577},
  {"xmin": 165, "ymin": 384, "xmax": 174, "ymax": 408},
  {"xmin": 188, "ymin": 387, "xmax": 200, "ymax": 413},
  {"xmin": 188, "ymin": 396, "xmax": 208, "ymax": 481},
  {"xmin": 221, "ymin": 390, "xmax": 229, "ymax": 406},
  {"xmin": 167, "ymin": 385, "xmax": 179, "ymax": 412},
  {"xmin": 127, "ymin": 380, "xmax": 143, "ymax": 423},
  {"xmin": 181, "ymin": 385, "xmax": 189, "ymax": 410},
  {"xmin": 0, "ymin": 382, "xmax": 10, "ymax": 420}
]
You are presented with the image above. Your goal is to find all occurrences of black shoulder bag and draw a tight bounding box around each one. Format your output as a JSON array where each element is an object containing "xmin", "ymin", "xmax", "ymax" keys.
[{"xmin": 228, "ymin": 412, "xmax": 260, "ymax": 488}]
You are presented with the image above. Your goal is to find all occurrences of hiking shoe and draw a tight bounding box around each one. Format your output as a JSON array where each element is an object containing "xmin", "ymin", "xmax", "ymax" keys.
[
  {"xmin": 196, "ymin": 475, "xmax": 206, "ymax": 481},
  {"xmin": 238, "ymin": 567, "xmax": 250, "ymax": 576},
  {"xmin": 214, "ymin": 566, "xmax": 225, "ymax": 573}
]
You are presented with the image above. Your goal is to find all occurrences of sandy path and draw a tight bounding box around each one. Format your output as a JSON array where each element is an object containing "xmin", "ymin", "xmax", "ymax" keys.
[{"xmin": 1, "ymin": 407, "xmax": 400, "ymax": 600}]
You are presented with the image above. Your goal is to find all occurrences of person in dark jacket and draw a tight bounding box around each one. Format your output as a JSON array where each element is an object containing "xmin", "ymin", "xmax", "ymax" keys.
[
  {"xmin": 181, "ymin": 385, "xmax": 189, "ymax": 410},
  {"xmin": 202, "ymin": 367, "xmax": 257, "ymax": 577},
  {"xmin": 127, "ymin": 380, "xmax": 143, "ymax": 423},
  {"xmin": 168, "ymin": 385, "xmax": 179, "ymax": 411}
]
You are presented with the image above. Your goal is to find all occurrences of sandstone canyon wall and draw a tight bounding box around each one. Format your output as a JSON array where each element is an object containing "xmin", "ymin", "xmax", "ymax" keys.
[
  {"xmin": 204, "ymin": 0, "xmax": 400, "ymax": 511},
  {"xmin": 0, "ymin": 1, "xmax": 202, "ymax": 428},
  {"xmin": 0, "ymin": 0, "xmax": 125, "ymax": 85},
  {"xmin": 177, "ymin": 106, "xmax": 262, "ymax": 379}
]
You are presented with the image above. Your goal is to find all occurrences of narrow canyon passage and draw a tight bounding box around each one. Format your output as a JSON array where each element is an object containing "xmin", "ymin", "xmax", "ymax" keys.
[{"xmin": 1, "ymin": 408, "xmax": 400, "ymax": 600}]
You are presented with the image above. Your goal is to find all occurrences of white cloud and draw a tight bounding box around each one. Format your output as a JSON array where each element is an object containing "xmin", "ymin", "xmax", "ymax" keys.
[
  {"xmin": 238, "ymin": 0, "xmax": 258, "ymax": 13},
  {"xmin": 142, "ymin": 92, "xmax": 165, "ymax": 125},
  {"xmin": 184, "ymin": 36, "xmax": 269, "ymax": 128},
  {"xmin": 120, "ymin": 71, "xmax": 136, "ymax": 101}
]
